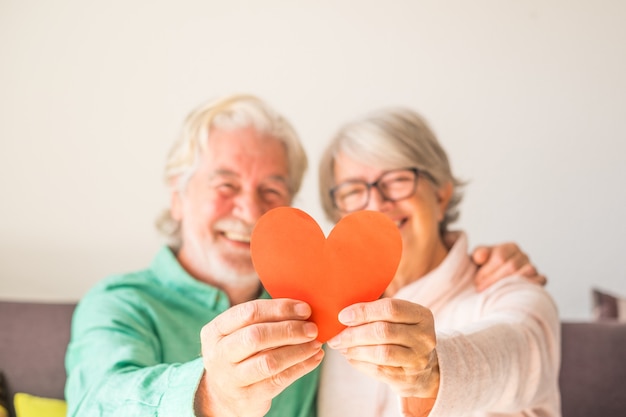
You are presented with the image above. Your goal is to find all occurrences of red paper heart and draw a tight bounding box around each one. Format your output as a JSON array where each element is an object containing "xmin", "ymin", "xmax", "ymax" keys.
[{"xmin": 250, "ymin": 207, "xmax": 402, "ymax": 342}]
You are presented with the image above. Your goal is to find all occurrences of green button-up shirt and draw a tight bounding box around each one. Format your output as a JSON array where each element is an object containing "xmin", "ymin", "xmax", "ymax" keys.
[{"xmin": 65, "ymin": 246, "xmax": 319, "ymax": 416}]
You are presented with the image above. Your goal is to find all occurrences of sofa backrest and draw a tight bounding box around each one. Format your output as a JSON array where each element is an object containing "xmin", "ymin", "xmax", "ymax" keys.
[
  {"xmin": 559, "ymin": 321, "xmax": 626, "ymax": 417},
  {"xmin": 2, "ymin": 300, "xmax": 626, "ymax": 417},
  {"xmin": 0, "ymin": 301, "xmax": 76, "ymax": 417}
]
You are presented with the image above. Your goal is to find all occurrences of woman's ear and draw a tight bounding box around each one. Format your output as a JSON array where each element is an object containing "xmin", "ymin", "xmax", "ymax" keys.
[{"xmin": 436, "ymin": 181, "xmax": 454, "ymax": 222}]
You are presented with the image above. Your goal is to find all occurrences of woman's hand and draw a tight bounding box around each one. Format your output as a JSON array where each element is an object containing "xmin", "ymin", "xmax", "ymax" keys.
[{"xmin": 326, "ymin": 298, "xmax": 439, "ymax": 399}]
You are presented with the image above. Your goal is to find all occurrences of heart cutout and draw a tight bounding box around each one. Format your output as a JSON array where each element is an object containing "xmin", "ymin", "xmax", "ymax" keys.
[{"xmin": 250, "ymin": 207, "xmax": 402, "ymax": 342}]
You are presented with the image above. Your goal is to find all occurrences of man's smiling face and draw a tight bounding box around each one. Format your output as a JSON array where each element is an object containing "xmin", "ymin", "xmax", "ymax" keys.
[{"xmin": 171, "ymin": 125, "xmax": 291, "ymax": 287}]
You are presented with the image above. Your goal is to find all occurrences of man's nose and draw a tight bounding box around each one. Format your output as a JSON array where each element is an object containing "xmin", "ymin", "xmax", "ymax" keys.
[{"xmin": 232, "ymin": 191, "xmax": 265, "ymax": 225}]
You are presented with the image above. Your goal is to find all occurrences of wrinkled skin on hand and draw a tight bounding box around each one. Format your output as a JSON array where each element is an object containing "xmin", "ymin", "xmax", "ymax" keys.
[
  {"xmin": 443, "ymin": 232, "xmax": 547, "ymax": 291},
  {"xmin": 327, "ymin": 298, "xmax": 439, "ymax": 399},
  {"xmin": 471, "ymin": 241, "xmax": 547, "ymax": 291},
  {"xmin": 195, "ymin": 299, "xmax": 324, "ymax": 417}
]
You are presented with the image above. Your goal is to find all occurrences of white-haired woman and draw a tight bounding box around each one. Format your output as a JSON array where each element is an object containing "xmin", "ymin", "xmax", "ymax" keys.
[{"xmin": 317, "ymin": 108, "xmax": 560, "ymax": 417}]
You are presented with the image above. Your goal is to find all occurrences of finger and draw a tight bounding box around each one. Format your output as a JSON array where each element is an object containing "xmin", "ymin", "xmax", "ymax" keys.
[
  {"xmin": 475, "ymin": 260, "xmax": 517, "ymax": 292},
  {"xmin": 474, "ymin": 244, "xmax": 525, "ymax": 283},
  {"xmin": 330, "ymin": 301, "xmax": 435, "ymax": 353},
  {"xmin": 511, "ymin": 263, "xmax": 547, "ymax": 286},
  {"xmin": 346, "ymin": 356, "xmax": 439, "ymax": 398},
  {"xmin": 220, "ymin": 320, "xmax": 319, "ymax": 363},
  {"xmin": 200, "ymin": 344, "xmax": 324, "ymax": 416},
  {"xmin": 340, "ymin": 337, "xmax": 429, "ymax": 368},
  {"xmin": 204, "ymin": 299, "xmax": 311, "ymax": 343},
  {"xmin": 345, "ymin": 352, "xmax": 429, "ymax": 380},
  {"xmin": 333, "ymin": 320, "xmax": 435, "ymax": 352},
  {"xmin": 471, "ymin": 246, "xmax": 491, "ymax": 266},
  {"xmin": 333, "ymin": 321, "xmax": 409, "ymax": 350},
  {"xmin": 476, "ymin": 243, "xmax": 520, "ymax": 274},
  {"xmin": 238, "ymin": 346, "xmax": 324, "ymax": 403},
  {"xmin": 338, "ymin": 299, "xmax": 430, "ymax": 327},
  {"xmin": 516, "ymin": 262, "xmax": 538, "ymax": 279},
  {"xmin": 236, "ymin": 340, "xmax": 324, "ymax": 386},
  {"xmin": 475, "ymin": 253, "xmax": 534, "ymax": 291}
]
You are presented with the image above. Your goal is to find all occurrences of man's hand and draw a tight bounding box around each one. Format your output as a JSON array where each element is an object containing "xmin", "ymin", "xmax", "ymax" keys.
[
  {"xmin": 326, "ymin": 298, "xmax": 439, "ymax": 399},
  {"xmin": 472, "ymin": 242, "xmax": 547, "ymax": 292},
  {"xmin": 195, "ymin": 299, "xmax": 324, "ymax": 417}
]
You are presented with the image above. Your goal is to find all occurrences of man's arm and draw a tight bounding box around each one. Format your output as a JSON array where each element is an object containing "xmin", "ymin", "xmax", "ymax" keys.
[
  {"xmin": 65, "ymin": 291, "xmax": 204, "ymax": 416},
  {"xmin": 66, "ymin": 292, "xmax": 321, "ymax": 417}
]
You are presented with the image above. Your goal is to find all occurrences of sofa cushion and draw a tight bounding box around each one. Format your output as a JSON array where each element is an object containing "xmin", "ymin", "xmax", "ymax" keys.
[
  {"xmin": 2, "ymin": 301, "xmax": 625, "ymax": 417},
  {"xmin": 560, "ymin": 321, "xmax": 626, "ymax": 417},
  {"xmin": 0, "ymin": 301, "xmax": 75, "ymax": 417},
  {"xmin": 0, "ymin": 372, "xmax": 9, "ymax": 417},
  {"xmin": 13, "ymin": 393, "xmax": 66, "ymax": 417}
]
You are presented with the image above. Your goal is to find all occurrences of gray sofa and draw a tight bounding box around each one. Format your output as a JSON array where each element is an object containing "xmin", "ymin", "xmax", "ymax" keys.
[{"xmin": 1, "ymin": 300, "xmax": 625, "ymax": 417}]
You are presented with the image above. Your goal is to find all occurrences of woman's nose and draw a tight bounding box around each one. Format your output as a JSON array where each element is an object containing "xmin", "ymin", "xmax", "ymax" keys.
[{"xmin": 364, "ymin": 186, "xmax": 392, "ymax": 212}]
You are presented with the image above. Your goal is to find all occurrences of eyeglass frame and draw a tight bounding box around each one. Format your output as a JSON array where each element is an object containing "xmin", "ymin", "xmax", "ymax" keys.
[{"xmin": 329, "ymin": 167, "xmax": 434, "ymax": 213}]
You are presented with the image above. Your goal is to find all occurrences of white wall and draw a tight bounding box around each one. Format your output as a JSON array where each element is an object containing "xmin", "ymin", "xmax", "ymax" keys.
[{"xmin": 1, "ymin": 0, "xmax": 625, "ymax": 320}]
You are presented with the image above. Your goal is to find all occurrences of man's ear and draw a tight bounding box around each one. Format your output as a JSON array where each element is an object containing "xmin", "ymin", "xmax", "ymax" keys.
[
  {"xmin": 169, "ymin": 179, "xmax": 183, "ymax": 222},
  {"xmin": 436, "ymin": 181, "xmax": 454, "ymax": 222}
]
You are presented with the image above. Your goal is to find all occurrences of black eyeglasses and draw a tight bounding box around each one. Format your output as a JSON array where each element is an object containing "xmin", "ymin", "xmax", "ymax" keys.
[{"xmin": 330, "ymin": 167, "xmax": 430, "ymax": 213}]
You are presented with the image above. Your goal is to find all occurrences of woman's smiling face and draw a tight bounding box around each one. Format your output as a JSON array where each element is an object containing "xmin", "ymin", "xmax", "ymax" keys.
[{"xmin": 332, "ymin": 151, "xmax": 452, "ymax": 293}]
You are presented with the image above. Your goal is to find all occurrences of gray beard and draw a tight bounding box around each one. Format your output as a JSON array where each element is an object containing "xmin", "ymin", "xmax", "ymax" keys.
[{"xmin": 204, "ymin": 247, "xmax": 260, "ymax": 290}]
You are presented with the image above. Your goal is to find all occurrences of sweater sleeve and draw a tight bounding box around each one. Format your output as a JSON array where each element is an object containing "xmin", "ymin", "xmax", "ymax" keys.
[
  {"xmin": 64, "ymin": 289, "xmax": 205, "ymax": 417},
  {"xmin": 427, "ymin": 278, "xmax": 561, "ymax": 417}
]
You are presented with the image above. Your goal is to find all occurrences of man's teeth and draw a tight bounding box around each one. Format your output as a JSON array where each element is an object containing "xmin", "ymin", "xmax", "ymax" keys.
[{"xmin": 224, "ymin": 231, "xmax": 251, "ymax": 243}]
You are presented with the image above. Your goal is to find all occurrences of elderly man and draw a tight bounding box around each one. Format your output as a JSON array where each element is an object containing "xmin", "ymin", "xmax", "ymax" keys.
[{"xmin": 65, "ymin": 94, "xmax": 544, "ymax": 417}]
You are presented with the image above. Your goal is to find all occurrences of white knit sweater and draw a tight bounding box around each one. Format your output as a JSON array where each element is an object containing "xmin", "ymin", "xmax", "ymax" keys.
[{"xmin": 318, "ymin": 232, "xmax": 561, "ymax": 417}]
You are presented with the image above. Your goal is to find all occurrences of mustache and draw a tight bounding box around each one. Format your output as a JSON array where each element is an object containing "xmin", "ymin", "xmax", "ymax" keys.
[{"xmin": 213, "ymin": 218, "xmax": 255, "ymax": 235}]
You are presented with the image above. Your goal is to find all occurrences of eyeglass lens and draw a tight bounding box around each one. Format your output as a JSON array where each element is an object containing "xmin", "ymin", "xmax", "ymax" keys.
[{"xmin": 332, "ymin": 168, "xmax": 418, "ymax": 212}]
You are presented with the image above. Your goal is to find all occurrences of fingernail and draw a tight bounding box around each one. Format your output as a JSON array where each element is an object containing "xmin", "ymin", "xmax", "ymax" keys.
[
  {"xmin": 326, "ymin": 335, "xmax": 340, "ymax": 348},
  {"xmin": 295, "ymin": 302, "xmax": 311, "ymax": 318},
  {"xmin": 338, "ymin": 309, "xmax": 355, "ymax": 324},
  {"xmin": 304, "ymin": 322, "xmax": 318, "ymax": 338}
]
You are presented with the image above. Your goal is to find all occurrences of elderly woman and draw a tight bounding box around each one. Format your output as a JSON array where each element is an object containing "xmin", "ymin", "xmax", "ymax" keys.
[{"xmin": 317, "ymin": 108, "xmax": 560, "ymax": 417}]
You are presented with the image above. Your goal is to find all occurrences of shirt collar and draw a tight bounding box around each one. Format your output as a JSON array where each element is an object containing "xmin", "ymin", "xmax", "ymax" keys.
[
  {"xmin": 393, "ymin": 232, "xmax": 475, "ymax": 306},
  {"xmin": 149, "ymin": 246, "xmax": 270, "ymax": 309}
]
